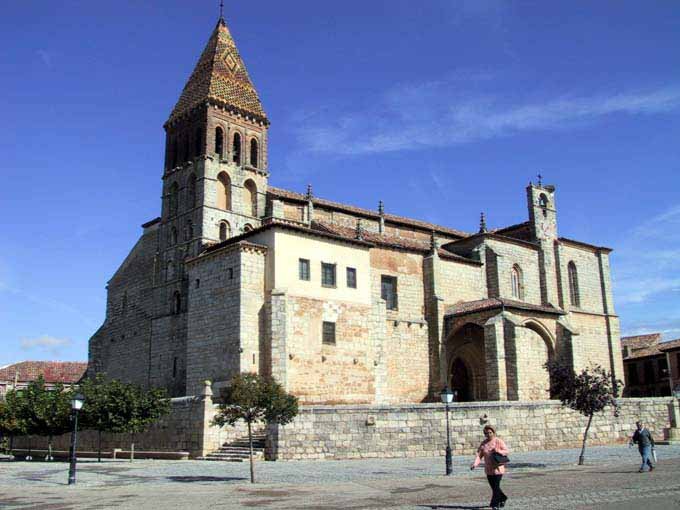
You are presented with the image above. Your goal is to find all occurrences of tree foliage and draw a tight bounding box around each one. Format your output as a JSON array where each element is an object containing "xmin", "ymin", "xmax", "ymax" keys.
[
  {"xmin": 545, "ymin": 361, "xmax": 621, "ymax": 465},
  {"xmin": 212, "ymin": 373, "xmax": 298, "ymax": 482},
  {"xmin": 0, "ymin": 396, "xmax": 24, "ymax": 454}
]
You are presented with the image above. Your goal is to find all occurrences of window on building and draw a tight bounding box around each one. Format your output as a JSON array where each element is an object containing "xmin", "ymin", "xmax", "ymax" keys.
[
  {"xmin": 250, "ymin": 138, "xmax": 258, "ymax": 167},
  {"xmin": 322, "ymin": 321, "xmax": 336, "ymax": 345},
  {"xmin": 321, "ymin": 263, "xmax": 336, "ymax": 287},
  {"xmin": 215, "ymin": 127, "xmax": 224, "ymax": 156},
  {"xmin": 346, "ymin": 267, "xmax": 357, "ymax": 289},
  {"xmin": 185, "ymin": 219, "xmax": 193, "ymax": 241},
  {"xmin": 232, "ymin": 132, "xmax": 242, "ymax": 164},
  {"xmin": 172, "ymin": 291, "xmax": 181, "ymax": 315},
  {"xmin": 243, "ymin": 179, "xmax": 258, "ymax": 216},
  {"xmin": 511, "ymin": 264, "xmax": 523, "ymax": 300},
  {"xmin": 539, "ymin": 193, "xmax": 549, "ymax": 217},
  {"xmin": 228, "ymin": 268, "xmax": 234, "ymax": 280},
  {"xmin": 299, "ymin": 258, "xmax": 310, "ymax": 281},
  {"xmin": 169, "ymin": 182, "xmax": 179, "ymax": 217},
  {"xmin": 568, "ymin": 261, "xmax": 580, "ymax": 307},
  {"xmin": 187, "ymin": 173, "xmax": 197, "ymax": 208},
  {"xmin": 217, "ymin": 172, "xmax": 231, "ymax": 210},
  {"xmin": 381, "ymin": 275, "xmax": 398, "ymax": 310},
  {"xmin": 195, "ymin": 279, "xmax": 200, "ymax": 289},
  {"xmin": 627, "ymin": 364, "xmax": 639, "ymax": 385},
  {"xmin": 643, "ymin": 360, "xmax": 654, "ymax": 384},
  {"xmin": 219, "ymin": 221, "xmax": 231, "ymax": 241}
]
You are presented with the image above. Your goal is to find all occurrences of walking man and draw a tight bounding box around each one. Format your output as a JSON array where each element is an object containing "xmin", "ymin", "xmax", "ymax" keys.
[{"xmin": 630, "ymin": 420, "xmax": 655, "ymax": 472}]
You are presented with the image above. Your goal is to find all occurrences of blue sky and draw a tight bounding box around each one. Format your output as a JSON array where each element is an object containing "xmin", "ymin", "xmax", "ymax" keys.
[{"xmin": 1, "ymin": 1, "xmax": 679, "ymax": 364}]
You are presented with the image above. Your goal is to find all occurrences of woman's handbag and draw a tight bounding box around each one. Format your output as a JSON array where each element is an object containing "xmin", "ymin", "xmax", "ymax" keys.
[
  {"xmin": 492, "ymin": 451, "xmax": 510, "ymax": 465},
  {"xmin": 652, "ymin": 448, "xmax": 657, "ymax": 463}
]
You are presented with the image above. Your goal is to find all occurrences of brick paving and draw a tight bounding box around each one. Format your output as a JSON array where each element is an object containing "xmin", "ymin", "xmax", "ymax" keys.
[{"xmin": 1, "ymin": 445, "xmax": 679, "ymax": 509}]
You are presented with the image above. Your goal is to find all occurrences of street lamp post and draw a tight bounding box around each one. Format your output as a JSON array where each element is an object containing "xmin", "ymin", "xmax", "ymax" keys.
[
  {"xmin": 440, "ymin": 387, "xmax": 456, "ymax": 476},
  {"xmin": 67, "ymin": 393, "xmax": 85, "ymax": 486}
]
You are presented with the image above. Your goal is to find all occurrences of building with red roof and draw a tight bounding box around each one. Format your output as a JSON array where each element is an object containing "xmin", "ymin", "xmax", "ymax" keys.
[{"xmin": 0, "ymin": 361, "xmax": 88, "ymax": 398}]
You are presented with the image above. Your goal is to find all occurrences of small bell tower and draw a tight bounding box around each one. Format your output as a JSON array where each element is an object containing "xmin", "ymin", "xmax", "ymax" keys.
[{"xmin": 527, "ymin": 177, "xmax": 559, "ymax": 307}]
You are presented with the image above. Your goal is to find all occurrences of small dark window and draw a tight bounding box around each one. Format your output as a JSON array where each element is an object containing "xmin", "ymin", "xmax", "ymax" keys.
[
  {"xmin": 321, "ymin": 263, "xmax": 336, "ymax": 287},
  {"xmin": 195, "ymin": 279, "xmax": 200, "ymax": 289},
  {"xmin": 232, "ymin": 132, "xmax": 242, "ymax": 164},
  {"xmin": 228, "ymin": 268, "xmax": 234, "ymax": 280},
  {"xmin": 173, "ymin": 291, "xmax": 181, "ymax": 315},
  {"xmin": 381, "ymin": 275, "xmax": 398, "ymax": 310},
  {"xmin": 346, "ymin": 267, "xmax": 357, "ymax": 289},
  {"xmin": 299, "ymin": 259, "xmax": 310, "ymax": 281},
  {"xmin": 322, "ymin": 321, "xmax": 336, "ymax": 345},
  {"xmin": 250, "ymin": 138, "xmax": 259, "ymax": 167},
  {"xmin": 568, "ymin": 261, "xmax": 580, "ymax": 307},
  {"xmin": 215, "ymin": 127, "xmax": 224, "ymax": 156}
]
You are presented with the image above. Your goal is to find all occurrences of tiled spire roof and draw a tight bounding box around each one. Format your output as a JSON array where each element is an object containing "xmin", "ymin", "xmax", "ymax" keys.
[{"xmin": 166, "ymin": 18, "xmax": 268, "ymax": 126}]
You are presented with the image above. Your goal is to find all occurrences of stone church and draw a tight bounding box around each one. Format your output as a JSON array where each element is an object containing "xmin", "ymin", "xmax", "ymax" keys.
[{"xmin": 88, "ymin": 15, "xmax": 624, "ymax": 407}]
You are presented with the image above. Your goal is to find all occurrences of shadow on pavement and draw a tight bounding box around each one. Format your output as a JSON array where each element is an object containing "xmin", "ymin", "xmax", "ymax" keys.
[
  {"xmin": 418, "ymin": 505, "xmax": 486, "ymax": 509},
  {"xmin": 167, "ymin": 475, "xmax": 246, "ymax": 483}
]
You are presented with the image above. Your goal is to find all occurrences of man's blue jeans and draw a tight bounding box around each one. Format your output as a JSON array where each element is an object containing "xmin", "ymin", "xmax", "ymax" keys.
[{"xmin": 639, "ymin": 445, "xmax": 654, "ymax": 471}]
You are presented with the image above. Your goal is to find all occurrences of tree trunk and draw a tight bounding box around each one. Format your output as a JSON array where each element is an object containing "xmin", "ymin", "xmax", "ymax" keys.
[
  {"xmin": 98, "ymin": 430, "xmax": 102, "ymax": 462},
  {"xmin": 578, "ymin": 414, "xmax": 594, "ymax": 466},
  {"xmin": 130, "ymin": 434, "xmax": 135, "ymax": 462},
  {"xmin": 248, "ymin": 421, "xmax": 255, "ymax": 484}
]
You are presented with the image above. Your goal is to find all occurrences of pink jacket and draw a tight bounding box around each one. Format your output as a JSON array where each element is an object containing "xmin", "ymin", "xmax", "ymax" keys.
[{"xmin": 472, "ymin": 437, "xmax": 509, "ymax": 475}]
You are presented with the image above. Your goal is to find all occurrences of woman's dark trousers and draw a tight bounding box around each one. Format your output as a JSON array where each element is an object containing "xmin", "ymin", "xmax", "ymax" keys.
[{"xmin": 486, "ymin": 474, "xmax": 507, "ymax": 508}]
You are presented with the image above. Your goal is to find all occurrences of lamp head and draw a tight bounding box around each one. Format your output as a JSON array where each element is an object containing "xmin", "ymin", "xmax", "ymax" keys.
[
  {"xmin": 440, "ymin": 387, "xmax": 454, "ymax": 404},
  {"xmin": 71, "ymin": 393, "xmax": 85, "ymax": 411}
]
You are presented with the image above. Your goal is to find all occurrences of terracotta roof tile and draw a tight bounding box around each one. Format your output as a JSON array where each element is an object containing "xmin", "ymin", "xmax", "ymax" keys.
[
  {"xmin": 167, "ymin": 18, "xmax": 267, "ymax": 125},
  {"xmin": 658, "ymin": 338, "xmax": 680, "ymax": 352},
  {"xmin": 445, "ymin": 298, "xmax": 564, "ymax": 317},
  {"xmin": 0, "ymin": 361, "xmax": 87, "ymax": 385},
  {"xmin": 267, "ymin": 187, "xmax": 469, "ymax": 238},
  {"xmin": 621, "ymin": 333, "xmax": 663, "ymax": 360}
]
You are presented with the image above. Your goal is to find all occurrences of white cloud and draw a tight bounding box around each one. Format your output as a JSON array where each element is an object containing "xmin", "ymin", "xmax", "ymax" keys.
[
  {"xmin": 20, "ymin": 335, "xmax": 72, "ymax": 354},
  {"xmin": 294, "ymin": 82, "xmax": 680, "ymax": 156}
]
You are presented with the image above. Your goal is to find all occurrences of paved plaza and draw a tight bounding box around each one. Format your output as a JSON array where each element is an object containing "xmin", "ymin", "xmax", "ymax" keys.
[{"xmin": 1, "ymin": 445, "xmax": 680, "ymax": 509}]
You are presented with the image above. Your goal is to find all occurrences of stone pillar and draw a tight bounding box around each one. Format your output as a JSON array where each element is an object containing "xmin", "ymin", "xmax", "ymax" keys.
[
  {"xmin": 197, "ymin": 380, "xmax": 214, "ymax": 458},
  {"xmin": 666, "ymin": 399, "xmax": 680, "ymax": 444},
  {"xmin": 270, "ymin": 289, "xmax": 289, "ymax": 390},
  {"xmin": 371, "ymin": 296, "xmax": 388, "ymax": 403},
  {"xmin": 484, "ymin": 313, "xmax": 508, "ymax": 401}
]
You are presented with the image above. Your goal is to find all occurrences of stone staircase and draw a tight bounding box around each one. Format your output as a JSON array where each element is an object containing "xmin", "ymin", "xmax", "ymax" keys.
[{"xmin": 199, "ymin": 432, "xmax": 266, "ymax": 462}]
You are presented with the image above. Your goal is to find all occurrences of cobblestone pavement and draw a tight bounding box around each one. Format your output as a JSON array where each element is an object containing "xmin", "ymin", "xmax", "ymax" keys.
[{"xmin": 1, "ymin": 445, "xmax": 679, "ymax": 509}]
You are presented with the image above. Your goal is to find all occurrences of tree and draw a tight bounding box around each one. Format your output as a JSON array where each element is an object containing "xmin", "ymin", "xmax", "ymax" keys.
[
  {"xmin": 545, "ymin": 361, "xmax": 621, "ymax": 465},
  {"xmin": 79, "ymin": 374, "xmax": 118, "ymax": 462},
  {"xmin": 212, "ymin": 373, "xmax": 298, "ymax": 483},
  {"xmin": 107, "ymin": 382, "xmax": 170, "ymax": 461},
  {"xmin": 0, "ymin": 395, "xmax": 25, "ymax": 456},
  {"xmin": 15, "ymin": 376, "xmax": 72, "ymax": 460}
]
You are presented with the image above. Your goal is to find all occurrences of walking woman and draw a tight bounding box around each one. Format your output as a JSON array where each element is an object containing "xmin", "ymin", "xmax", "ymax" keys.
[{"xmin": 470, "ymin": 424, "xmax": 509, "ymax": 510}]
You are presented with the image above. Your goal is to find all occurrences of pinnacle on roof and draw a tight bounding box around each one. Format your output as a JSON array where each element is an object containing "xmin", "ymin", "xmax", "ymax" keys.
[{"xmin": 166, "ymin": 17, "xmax": 268, "ymax": 126}]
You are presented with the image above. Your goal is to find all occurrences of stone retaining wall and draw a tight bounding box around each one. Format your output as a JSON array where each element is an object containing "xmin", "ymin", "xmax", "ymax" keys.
[{"xmin": 267, "ymin": 398, "xmax": 674, "ymax": 461}]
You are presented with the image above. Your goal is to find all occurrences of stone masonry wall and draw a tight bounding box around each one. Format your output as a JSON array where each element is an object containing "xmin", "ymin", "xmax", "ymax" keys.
[{"xmin": 267, "ymin": 398, "xmax": 674, "ymax": 461}]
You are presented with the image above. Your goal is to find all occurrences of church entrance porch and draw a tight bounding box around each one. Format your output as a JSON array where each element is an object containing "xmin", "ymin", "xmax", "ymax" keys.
[{"xmin": 445, "ymin": 323, "xmax": 487, "ymax": 401}]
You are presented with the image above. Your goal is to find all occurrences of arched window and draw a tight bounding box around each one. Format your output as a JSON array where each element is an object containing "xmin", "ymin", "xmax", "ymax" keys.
[
  {"xmin": 168, "ymin": 182, "xmax": 179, "ymax": 216},
  {"xmin": 194, "ymin": 127, "xmax": 202, "ymax": 157},
  {"xmin": 232, "ymin": 132, "xmax": 241, "ymax": 164},
  {"xmin": 185, "ymin": 219, "xmax": 193, "ymax": 241},
  {"xmin": 511, "ymin": 264, "xmax": 523, "ymax": 300},
  {"xmin": 170, "ymin": 226, "xmax": 178, "ymax": 245},
  {"xmin": 172, "ymin": 291, "xmax": 181, "ymax": 315},
  {"xmin": 243, "ymin": 179, "xmax": 257, "ymax": 216},
  {"xmin": 568, "ymin": 261, "xmax": 580, "ymax": 307},
  {"xmin": 215, "ymin": 127, "xmax": 224, "ymax": 157},
  {"xmin": 250, "ymin": 138, "xmax": 259, "ymax": 168},
  {"xmin": 166, "ymin": 260, "xmax": 175, "ymax": 282},
  {"xmin": 219, "ymin": 221, "xmax": 231, "ymax": 241},
  {"xmin": 539, "ymin": 193, "xmax": 549, "ymax": 217},
  {"xmin": 187, "ymin": 174, "xmax": 197, "ymax": 208},
  {"xmin": 217, "ymin": 172, "xmax": 232, "ymax": 210}
]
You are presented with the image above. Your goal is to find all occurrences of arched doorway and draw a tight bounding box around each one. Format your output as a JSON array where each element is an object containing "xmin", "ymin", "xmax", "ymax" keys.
[
  {"xmin": 450, "ymin": 357, "xmax": 472, "ymax": 402},
  {"xmin": 516, "ymin": 320, "xmax": 556, "ymax": 400},
  {"xmin": 446, "ymin": 322, "xmax": 487, "ymax": 401}
]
